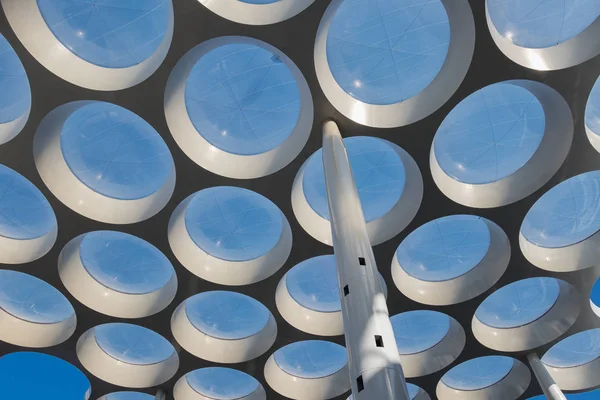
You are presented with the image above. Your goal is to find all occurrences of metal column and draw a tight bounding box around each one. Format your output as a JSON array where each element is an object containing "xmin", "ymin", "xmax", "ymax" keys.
[{"xmin": 528, "ymin": 353, "xmax": 567, "ymax": 400}]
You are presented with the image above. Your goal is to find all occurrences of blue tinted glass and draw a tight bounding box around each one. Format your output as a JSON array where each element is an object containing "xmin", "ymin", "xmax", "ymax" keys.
[
  {"xmin": 487, "ymin": 0, "xmax": 600, "ymax": 48},
  {"xmin": 592, "ymin": 277, "xmax": 600, "ymax": 310},
  {"xmin": 185, "ymin": 291, "xmax": 270, "ymax": 340},
  {"xmin": 184, "ymin": 186, "xmax": 283, "ymax": 262},
  {"xmin": 396, "ymin": 215, "xmax": 490, "ymax": 282},
  {"xmin": 273, "ymin": 340, "xmax": 347, "ymax": 379},
  {"xmin": 0, "ymin": 270, "xmax": 74, "ymax": 324},
  {"xmin": 36, "ymin": 0, "xmax": 170, "ymax": 68},
  {"xmin": 0, "ymin": 352, "xmax": 91, "ymax": 400},
  {"xmin": 542, "ymin": 329, "xmax": 600, "ymax": 368},
  {"xmin": 186, "ymin": 367, "xmax": 260, "ymax": 400},
  {"xmin": 60, "ymin": 102, "xmax": 172, "ymax": 200},
  {"xmin": 185, "ymin": 43, "xmax": 300, "ymax": 155},
  {"xmin": 94, "ymin": 323, "xmax": 174, "ymax": 365},
  {"xmin": 434, "ymin": 82, "xmax": 545, "ymax": 184},
  {"xmin": 303, "ymin": 136, "xmax": 405, "ymax": 222},
  {"xmin": 529, "ymin": 389, "xmax": 600, "ymax": 399},
  {"xmin": 286, "ymin": 255, "xmax": 340, "ymax": 312},
  {"xmin": 390, "ymin": 310, "xmax": 450, "ymax": 355},
  {"xmin": 475, "ymin": 277, "xmax": 560, "ymax": 329},
  {"xmin": 0, "ymin": 35, "xmax": 30, "ymax": 124},
  {"xmin": 349, "ymin": 384, "xmax": 420, "ymax": 400},
  {"xmin": 521, "ymin": 171, "xmax": 600, "ymax": 248},
  {"xmin": 326, "ymin": 0, "xmax": 450, "ymax": 105},
  {"xmin": 0, "ymin": 164, "xmax": 56, "ymax": 240},
  {"xmin": 585, "ymin": 77, "xmax": 600, "ymax": 136},
  {"xmin": 105, "ymin": 393, "xmax": 153, "ymax": 400},
  {"xmin": 442, "ymin": 356, "xmax": 514, "ymax": 390},
  {"xmin": 79, "ymin": 231, "xmax": 174, "ymax": 295}
]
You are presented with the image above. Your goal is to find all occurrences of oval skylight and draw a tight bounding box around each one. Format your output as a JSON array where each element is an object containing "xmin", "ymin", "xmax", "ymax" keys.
[
  {"xmin": 326, "ymin": 0, "xmax": 450, "ymax": 105},
  {"xmin": 79, "ymin": 230, "xmax": 174, "ymax": 295},
  {"xmin": 391, "ymin": 310, "xmax": 450, "ymax": 354},
  {"xmin": 60, "ymin": 101, "xmax": 172, "ymax": 200},
  {"xmin": 0, "ymin": 33, "xmax": 30, "ymax": 143},
  {"xmin": 441, "ymin": 355, "xmax": 514, "ymax": 391},
  {"xmin": 101, "ymin": 393, "xmax": 153, "ymax": 400},
  {"xmin": 185, "ymin": 43, "xmax": 300, "ymax": 156},
  {"xmin": 286, "ymin": 255, "xmax": 340, "ymax": 313},
  {"xmin": 273, "ymin": 340, "xmax": 347, "ymax": 379},
  {"xmin": 543, "ymin": 329, "xmax": 600, "ymax": 369},
  {"xmin": 585, "ymin": 77, "xmax": 600, "ymax": 150},
  {"xmin": 184, "ymin": 186, "xmax": 282, "ymax": 262},
  {"xmin": 185, "ymin": 367, "xmax": 261, "ymax": 400}
]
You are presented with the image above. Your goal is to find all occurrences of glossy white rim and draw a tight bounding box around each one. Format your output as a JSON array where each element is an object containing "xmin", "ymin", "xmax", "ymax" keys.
[{"xmin": 199, "ymin": 0, "xmax": 315, "ymax": 25}]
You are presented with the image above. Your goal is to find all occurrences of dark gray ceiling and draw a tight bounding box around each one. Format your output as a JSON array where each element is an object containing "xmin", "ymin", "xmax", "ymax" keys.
[{"xmin": 0, "ymin": 0, "xmax": 599, "ymax": 399}]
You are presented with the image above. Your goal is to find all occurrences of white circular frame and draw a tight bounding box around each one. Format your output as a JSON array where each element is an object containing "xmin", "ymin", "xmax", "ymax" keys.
[
  {"xmin": 292, "ymin": 139, "xmax": 423, "ymax": 246},
  {"xmin": 392, "ymin": 218, "xmax": 510, "ymax": 306},
  {"xmin": 173, "ymin": 371, "xmax": 267, "ymax": 400},
  {"xmin": 436, "ymin": 358, "xmax": 530, "ymax": 400},
  {"xmin": 1, "ymin": 0, "xmax": 174, "ymax": 91},
  {"xmin": 165, "ymin": 35, "xmax": 313, "ymax": 179},
  {"xmin": 170, "ymin": 296, "xmax": 277, "ymax": 364},
  {"xmin": 0, "ymin": 103, "xmax": 30, "ymax": 146},
  {"xmin": 348, "ymin": 385, "xmax": 431, "ymax": 400},
  {"xmin": 58, "ymin": 234, "xmax": 178, "ymax": 319},
  {"xmin": 264, "ymin": 351, "xmax": 350, "ymax": 400},
  {"xmin": 76, "ymin": 327, "xmax": 179, "ymax": 389},
  {"xmin": 0, "ymin": 222, "xmax": 57, "ymax": 265},
  {"xmin": 168, "ymin": 194, "xmax": 292, "ymax": 286},
  {"xmin": 314, "ymin": 0, "xmax": 475, "ymax": 128},
  {"xmin": 198, "ymin": 0, "xmax": 315, "ymax": 25},
  {"xmin": 33, "ymin": 101, "xmax": 176, "ymax": 225},
  {"xmin": 485, "ymin": 2, "xmax": 600, "ymax": 71},
  {"xmin": 544, "ymin": 356, "xmax": 600, "ymax": 391},
  {"xmin": 431, "ymin": 80, "xmax": 573, "ymax": 209},
  {"xmin": 472, "ymin": 279, "xmax": 580, "ymax": 352},
  {"xmin": 97, "ymin": 393, "xmax": 153, "ymax": 400},
  {"xmin": 400, "ymin": 316, "xmax": 466, "ymax": 378}
]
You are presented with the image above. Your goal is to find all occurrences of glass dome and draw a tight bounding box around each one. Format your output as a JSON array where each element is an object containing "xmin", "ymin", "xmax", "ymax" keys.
[
  {"xmin": 303, "ymin": 136, "xmax": 405, "ymax": 221},
  {"xmin": 0, "ymin": 270, "xmax": 74, "ymax": 324},
  {"xmin": 475, "ymin": 277, "xmax": 560, "ymax": 328},
  {"xmin": 326, "ymin": 0, "xmax": 450, "ymax": 105},
  {"xmin": 521, "ymin": 171, "xmax": 600, "ymax": 248},
  {"xmin": 542, "ymin": 329, "xmax": 600, "ymax": 368},
  {"xmin": 186, "ymin": 367, "xmax": 260, "ymax": 400},
  {"xmin": 586, "ymin": 77, "xmax": 600, "ymax": 135},
  {"xmin": 286, "ymin": 255, "xmax": 340, "ymax": 312},
  {"xmin": 396, "ymin": 215, "xmax": 490, "ymax": 281},
  {"xmin": 0, "ymin": 34, "xmax": 30, "ymax": 124},
  {"xmin": 36, "ymin": 0, "xmax": 170, "ymax": 68},
  {"xmin": 185, "ymin": 291, "xmax": 270, "ymax": 340},
  {"xmin": 184, "ymin": 186, "xmax": 283, "ymax": 261},
  {"xmin": 0, "ymin": 352, "xmax": 91, "ymax": 400},
  {"xmin": 434, "ymin": 82, "xmax": 545, "ymax": 184},
  {"xmin": 60, "ymin": 101, "xmax": 172, "ymax": 200},
  {"xmin": 79, "ymin": 231, "xmax": 174, "ymax": 295},
  {"xmin": 0, "ymin": 164, "xmax": 56, "ymax": 240},
  {"xmin": 185, "ymin": 43, "xmax": 301, "ymax": 155},
  {"xmin": 441, "ymin": 355, "xmax": 514, "ymax": 390},
  {"xmin": 391, "ymin": 310, "xmax": 450, "ymax": 354},
  {"xmin": 273, "ymin": 340, "xmax": 347, "ymax": 379},
  {"xmin": 94, "ymin": 323, "xmax": 175, "ymax": 365},
  {"xmin": 487, "ymin": 0, "xmax": 600, "ymax": 48}
]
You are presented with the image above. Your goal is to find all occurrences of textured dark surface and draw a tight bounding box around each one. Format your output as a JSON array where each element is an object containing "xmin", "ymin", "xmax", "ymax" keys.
[{"xmin": 0, "ymin": 0, "xmax": 599, "ymax": 399}]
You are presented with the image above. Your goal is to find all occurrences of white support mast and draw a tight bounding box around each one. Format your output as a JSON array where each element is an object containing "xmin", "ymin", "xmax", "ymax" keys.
[
  {"xmin": 527, "ymin": 353, "xmax": 567, "ymax": 400},
  {"xmin": 322, "ymin": 120, "xmax": 410, "ymax": 400}
]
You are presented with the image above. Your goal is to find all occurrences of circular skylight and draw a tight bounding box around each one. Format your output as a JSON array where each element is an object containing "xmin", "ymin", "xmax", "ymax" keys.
[
  {"xmin": 434, "ymin": 82, "xmax": 545, "ymax": 184},
  {"xmin": 521, "ymin": 171, "xmax": 600, "ymax": 248},
  {"xmin": 184, "ymin": 186, "xmax": 283, "ymax": 262},
  {"xmin": 79, "ymin": 231, "xmax": 174, "ymax": 295},
  {"xmin": 60, "ymin": 101, "xmax": 172, "ymax": 200},
  {"xmin": 441, "ymin": 356, "xmax": 514, "ymax": 391},
  {"xmin": 585, "ymin": 77, "xmax": 600, "ymax": 144},
  {"xmin": 303, "ymin": 136, "xmax": 405, "ymax": 221},
  {"xmin": 391, "ymin": 310, "xmax": 450, "ymax": 354},
  {"xmin": 273, "ymin": 340, "xmax": 347, "ymax": 379},
  {"xmin": 326, "ymin": 0, "xmax": 450, "ymax": 105},
  {"xmin": 185, "ymin": 291, "xmax": 270, "ymax": 340},
  {"xmin": 475, "ymin": 277, "xmax": 560, "ymax": 329},
  {"xmin": 185, "ymin": 44, "xmax": 300, "ymax": 156},
  {"xmin": 0, "ymin": 34, "xmax": 30, "ymax": 125},
  {"xmin": 0, "ymin": 270, "xmax": 74, "ymax": 324},
  {"xmin": 396, "ymin": 215, "xmax": 490, "ymax": 281},
  {"xmin": 543, "ymin": 329, "xmax": 600, "ymax": 368},
  {"xmin": 286, "ymin": 255, "xmax": 339, "ymax": 312},
  {"xmin": 0, "ymin": 352, "xmax": 91, "ymax": 400},
  {"xmin": 102, "ymin": 393, "xmax": 153, "ymax": 400},
  {"xmin": 592, "ymin": 277, "xmax": 600, "ymax": 317},
  {"xmin": 36, "ymin": 0, "xmax": 170, "ymax": 68},
  {"xmin": 94, "ymin": 323, "xmax": 175, "ymax": 365},
  {"xmin": 185, "ymin": 367, "xmax": 261, "ymax": 400},
  {"xmin": 486, "ymin": 0, "xmax": 600, "ymax": 49},
  {"xmin": 0, "ymin": 164, "xmax": 56, "ymax": 240}
]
